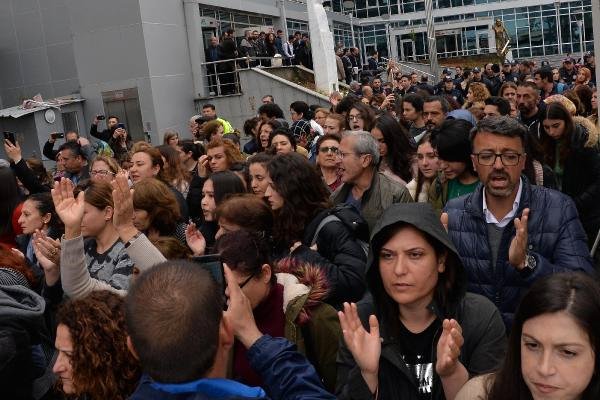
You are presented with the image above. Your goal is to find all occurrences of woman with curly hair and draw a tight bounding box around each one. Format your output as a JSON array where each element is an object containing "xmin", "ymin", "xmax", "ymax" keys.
[
  {"xmin": 463, "ymin": 82, "xmax": 490, "ymax": 112},
  {"xmin": 53, "ymin": 290, "xmax": 141, "ymax": 399},
  {"xmin": 264, "ymin": 153, "xmax": 367, "ymax": 308},
  {"xmin": 371, "ymin": 113, "xmax": 415, "ymax": 184}
]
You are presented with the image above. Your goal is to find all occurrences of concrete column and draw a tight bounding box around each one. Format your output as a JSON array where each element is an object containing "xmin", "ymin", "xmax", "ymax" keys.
[{"xmin": 184, "ymin": 1, "xmax": 207, "ymax": 98}]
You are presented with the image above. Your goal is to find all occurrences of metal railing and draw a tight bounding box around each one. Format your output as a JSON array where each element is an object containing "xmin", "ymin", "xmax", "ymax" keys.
[
  {"xmin": 381, "ymin": 57, "xmax": 436, "ymax": 78},
  {"xmin": 200, "ymin": 56, "xmax": 294, "ymax": 97}
]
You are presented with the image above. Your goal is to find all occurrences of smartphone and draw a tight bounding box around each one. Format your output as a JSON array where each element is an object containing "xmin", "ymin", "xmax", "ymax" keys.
[
  {"xmin": 97, "ymin": 115, "xmax": 106, "ymax": 120},
  {"xmin": 3, "ymin": 131, "xmax": 16, "ymax": 145},
  {"xmin": 384, "ymin": 87, "xmax": 392, "ymax": 96},
  {"xmin": 117, "ymin": 123, "xmax": 126, "ymax": 129},
  {"xmin": 192, "ymin": 254, "xmax": 225, "ymax": 294},
  {"xmin": 51, "ymin": 132, "xmax": 65, "ymax": 139}
]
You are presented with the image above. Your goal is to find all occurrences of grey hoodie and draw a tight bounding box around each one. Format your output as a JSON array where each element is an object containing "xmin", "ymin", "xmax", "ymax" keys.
[{"xmin": 0, "ymin": 284, "xmax": 55, "ymax": 399}]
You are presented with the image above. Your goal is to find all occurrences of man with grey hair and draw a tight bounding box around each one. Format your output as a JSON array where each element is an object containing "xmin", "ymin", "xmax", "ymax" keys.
[{"xmin": 331, "ymin": 130, "xmax": 413, "ymax": 231}]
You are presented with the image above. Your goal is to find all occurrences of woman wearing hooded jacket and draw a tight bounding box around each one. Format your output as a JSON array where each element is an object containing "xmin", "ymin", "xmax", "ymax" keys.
[
  {"xmin": 215, "ymin": 229, "xmax": 341, "ymax": 392},
  {"xmin": 336, "ymin": 203, "xmax": 506, "ymax": 400},
  {"xmin": 264, "ymin": 152, "xmax": 367, "ymax": 309},
  {"xmin": 540, "ymin": 102, "xmax": 600, "ymax": 247}
]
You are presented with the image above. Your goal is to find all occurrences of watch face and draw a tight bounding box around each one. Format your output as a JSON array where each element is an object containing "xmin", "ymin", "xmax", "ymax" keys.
[{"xmin": 526, "ymin": 254, "xmax": 537, "ymax": 270}]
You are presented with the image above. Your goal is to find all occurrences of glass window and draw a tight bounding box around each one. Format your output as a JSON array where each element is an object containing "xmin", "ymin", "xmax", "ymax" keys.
[
  {"xmin": 62, "ymin": 112, "xmax": 80, "ymax": 134},
  {"xmin": 542, "ymin": 15, "xmax": 557, "ymax": 46},
  {"xmin": 530, "ymin": 16, "xmax": 543, "ymax": 47}
]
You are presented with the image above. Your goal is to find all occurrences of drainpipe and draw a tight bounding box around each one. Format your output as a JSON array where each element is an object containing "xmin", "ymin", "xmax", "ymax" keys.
[{"xmin": 184, "ymin": 1, "xmax": 207, "ymax": 98}]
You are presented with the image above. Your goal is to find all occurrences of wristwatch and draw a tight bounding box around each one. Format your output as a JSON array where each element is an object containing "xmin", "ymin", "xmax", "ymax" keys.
[{"xmin": 523, "ymin": 252, "xmax": 537, "ymax": 271}]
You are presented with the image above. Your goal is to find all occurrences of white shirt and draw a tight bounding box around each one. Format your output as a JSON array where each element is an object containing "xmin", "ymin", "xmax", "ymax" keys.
[{"xmin": 482, "ymin": 178, "xmax": 523, "ymax": 228}]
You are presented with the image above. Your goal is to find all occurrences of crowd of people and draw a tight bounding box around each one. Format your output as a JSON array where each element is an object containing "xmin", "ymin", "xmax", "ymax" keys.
[{"xmin": 2, "ymin": 50, "xmax": 600, "ymax": 400}]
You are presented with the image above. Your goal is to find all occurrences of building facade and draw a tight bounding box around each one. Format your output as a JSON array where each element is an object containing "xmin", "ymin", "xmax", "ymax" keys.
[
  {"xmin": 0, "ymin": 0, "xmax": 594, "ymax": 155},
  {"xmin": 354, "ymin": 0, "xmax": 593, "ymax": 61}
]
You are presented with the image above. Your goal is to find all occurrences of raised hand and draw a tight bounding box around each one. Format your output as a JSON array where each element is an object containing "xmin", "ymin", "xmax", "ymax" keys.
[
  {"xmin": 223, "ymin": 264, "xmax": 262, "ymax": 348},
  {"xmin": 33, "ymin": 229, "xmax": 61, "ymax": 265},
  {"xmin": 32, "ymin": 230, "xmax": 60, "ymax": 286},
  {"xmin": 3, "ymin": 139, "xmax": 22, "ymax": 163},
  {"xmin": 111, "ymin": 171, "xmax": 138, "ymax": 242},
  {"xmin": 338, "ymin": 302, "xmax": 381, "ymax": 393},
  {"xmin": 435, "ymin": 319, "xmax": 464, "ymax": 377},
  {"xmin": 198, "ymin": 155, "xmax": 209, "ymax": 177},
  {"xmin": 185, "ymin": 222, "xmax": 206, "ymax": 256},
  {"xmin": 440, "ymin": 212, "xmax": 449, "ymax": 232},
  {"xmin": 51, "ymin": 178, "xmax": 84, "ymax": 235},
  {"xmin": 509, "ymin": 208, "xmax": 529, "ymax": 269}
]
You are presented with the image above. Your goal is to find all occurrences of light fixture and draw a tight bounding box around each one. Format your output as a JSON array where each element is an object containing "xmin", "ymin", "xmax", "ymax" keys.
[{"xmin": 343, "ymin": 0, "xmax": 355, "ymax": 9}]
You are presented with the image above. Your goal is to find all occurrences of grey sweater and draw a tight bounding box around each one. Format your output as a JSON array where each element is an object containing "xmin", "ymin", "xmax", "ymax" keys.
[{"xmin": 61, "ymin": 233, "xmax": 167, "ymax": 298}]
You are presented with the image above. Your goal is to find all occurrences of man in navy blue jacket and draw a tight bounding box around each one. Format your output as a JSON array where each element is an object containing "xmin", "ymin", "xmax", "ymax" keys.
[
  {"xmin": 443, "ymin": 116, "xmax": 595, "ymax": 330},
  {"xmin": 126, "ymin": 260, "xmax": 335, "ymax": 400}
]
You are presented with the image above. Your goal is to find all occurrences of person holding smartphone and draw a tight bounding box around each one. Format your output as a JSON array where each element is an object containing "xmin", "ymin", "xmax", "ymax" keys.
[
  {"xmin": 90, "ymin": 115, "xmax": 131, "ymax": 162},
  {"xmin": 42, "ymin": 131, "xmax": 91, "ymax": 161}
]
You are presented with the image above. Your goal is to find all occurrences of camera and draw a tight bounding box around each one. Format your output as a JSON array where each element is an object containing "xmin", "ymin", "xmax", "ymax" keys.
[
  {"xmin": 51, "ymin": 132, "xmax": 65, "ymax": 139},
  {"xmin": 97, "ymin": 115, "xmax": 106, "ymax": 120}
]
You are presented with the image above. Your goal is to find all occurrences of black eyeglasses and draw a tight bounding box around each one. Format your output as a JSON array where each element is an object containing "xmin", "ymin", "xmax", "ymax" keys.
[
  {"xmin": 319, "ymin": 146, "xmax": 339, "ymax": 154},
  {"xmin": 239, "ymin": 273, "xmax": 256, "ymax": 289},
  {"xmin": 473, "ymin": 151, "xmax": 523, "ymax": 166}
]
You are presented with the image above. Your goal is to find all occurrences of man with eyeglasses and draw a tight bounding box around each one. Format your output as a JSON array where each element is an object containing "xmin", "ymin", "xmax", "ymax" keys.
[
  {"xmin": 331, "ymin": 131, "xmax": 413, "ymax": 232},
  {"xmin": 442, "ymin": 116, "xmax": 594, "ymax": 331}
]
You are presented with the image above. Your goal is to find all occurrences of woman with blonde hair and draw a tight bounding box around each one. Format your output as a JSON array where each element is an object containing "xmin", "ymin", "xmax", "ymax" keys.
[
  {"xmin": 90, "ymin": 155, "xmax": 120, "ymax": 182},
  {"xmin": 314, "ymin": 107, "xmax": 331, "ymax": 128}
]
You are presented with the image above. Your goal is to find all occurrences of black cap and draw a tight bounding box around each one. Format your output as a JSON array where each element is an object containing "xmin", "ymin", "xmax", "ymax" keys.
[
  {"xmin": 442, "ymin": 76, "xmax": 453, "ymax": 82},
  {"xmin": 472, "ymin": 67, "xmax": 481, "ymax": 73}
]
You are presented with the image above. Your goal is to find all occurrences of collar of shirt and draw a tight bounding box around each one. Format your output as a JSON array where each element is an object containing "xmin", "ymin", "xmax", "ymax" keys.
[{"xmin": 482, "ymin": 178, "xmax": 522, "ymax": 228}]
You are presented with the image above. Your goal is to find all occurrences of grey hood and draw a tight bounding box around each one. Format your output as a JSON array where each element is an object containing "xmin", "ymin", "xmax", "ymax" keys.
[
  {"xmin": 0, "ymin": 284, "xmax": 45, "ymax": 327},
  {"xmin": 367, "ymin": 202, "xmax": 467, "ymax": 303}
]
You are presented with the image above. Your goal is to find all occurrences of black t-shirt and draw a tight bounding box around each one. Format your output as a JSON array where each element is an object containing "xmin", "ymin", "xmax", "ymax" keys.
[{"xmin": 398, "ymin": 318, "xmax": 441, "ymax": 399}]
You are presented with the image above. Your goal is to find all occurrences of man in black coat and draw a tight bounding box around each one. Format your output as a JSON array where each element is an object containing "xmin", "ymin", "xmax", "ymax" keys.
[{"xmin": 217, "ymin": 29, "xmax": 238, "ymax": 95}]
